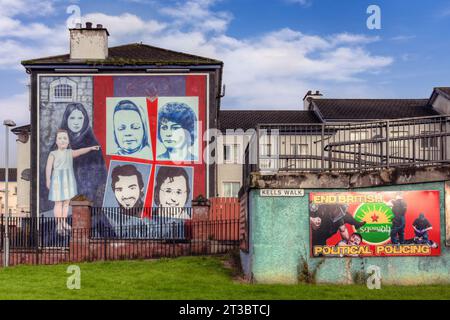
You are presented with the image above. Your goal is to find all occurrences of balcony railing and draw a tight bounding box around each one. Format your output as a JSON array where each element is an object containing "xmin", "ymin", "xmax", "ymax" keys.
[{"xmin": 243, "ymin": 115, "xmax": 450, "ymax": 174}]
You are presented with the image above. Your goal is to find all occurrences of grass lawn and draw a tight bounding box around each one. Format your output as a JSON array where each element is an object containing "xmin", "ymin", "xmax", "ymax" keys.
[{"xmin": 0, "ymin": 256, "xmax": 448, "ymax": 300}]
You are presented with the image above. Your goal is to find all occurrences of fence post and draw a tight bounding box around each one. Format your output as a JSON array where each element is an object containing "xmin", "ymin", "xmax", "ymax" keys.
[
  {"xmin": 69, "ymin": 195, "xmax": 92, "ymax": 262},
  {"xmin": 191, "ymin": 196, "xmax": 210, "ymax": 254},
  {"xmin": 386, "ymin": 121, "xmax": 390, "ymax": 168}
]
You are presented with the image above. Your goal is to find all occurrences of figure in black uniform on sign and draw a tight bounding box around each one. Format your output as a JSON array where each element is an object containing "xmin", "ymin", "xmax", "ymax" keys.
[
  {"xmin": 310, "ymin": 203, "xmax": 366, "ymax": 247},
  {"xmin": 387, "ymin": 194, "xmax": 407, "ymax": 245}
]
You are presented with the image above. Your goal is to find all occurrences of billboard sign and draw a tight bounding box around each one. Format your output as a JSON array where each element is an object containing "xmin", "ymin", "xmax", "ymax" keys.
[{"xmin": 309, "ymin": 191, "xmax": 441, "ymax": 257}]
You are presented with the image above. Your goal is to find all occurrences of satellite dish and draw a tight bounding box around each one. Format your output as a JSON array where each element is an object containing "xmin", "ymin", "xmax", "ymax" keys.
[{"xmin": 21, "ymin": 168, "xmax": 31, "ymax": 182}]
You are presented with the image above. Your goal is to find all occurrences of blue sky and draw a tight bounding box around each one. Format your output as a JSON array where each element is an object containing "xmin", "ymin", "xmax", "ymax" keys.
[{"xmin": 1, "ymin": 0, "xmax": 450, "ymax": 165}]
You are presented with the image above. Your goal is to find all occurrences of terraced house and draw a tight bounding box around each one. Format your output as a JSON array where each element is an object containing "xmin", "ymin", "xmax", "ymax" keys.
[{"xmin": 5, "ymin": 23, "xmax": 450, "ymax": 282}]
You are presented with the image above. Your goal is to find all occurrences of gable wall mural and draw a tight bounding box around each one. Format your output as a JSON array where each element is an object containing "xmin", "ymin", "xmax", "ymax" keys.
[{"xmin": 38, "ymin": 74, "xmax": 208, "ymax": 225}]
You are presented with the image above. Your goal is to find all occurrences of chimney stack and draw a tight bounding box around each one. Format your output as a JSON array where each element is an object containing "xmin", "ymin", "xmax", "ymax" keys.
[
  {"xmin": 303, "ymin": 90, "xmax": 323, "ymax": 110},
  {"xmin": 69, "ymin": 22, "xmax": 109, "ymax": 60}
]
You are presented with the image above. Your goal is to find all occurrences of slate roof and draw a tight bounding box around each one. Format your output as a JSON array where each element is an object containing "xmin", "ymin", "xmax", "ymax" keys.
[
  {"xmin": 311, "ymin": 99, "xmax": 438, "ymax": 121},
  {"xmin": 219, "ymin": 110, "xmax": 321, "ymax": 131},
  {"xmin": 0, "ymin": 168, "xmax": 17, "ymax": 182},
  {"xmin": 22, "ymin": 43, "xmax": 222, "ymax": 67}
]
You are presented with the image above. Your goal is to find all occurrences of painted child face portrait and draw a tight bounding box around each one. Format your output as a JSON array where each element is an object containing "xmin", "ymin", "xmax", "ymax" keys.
[
  {"xmin": 67, "ymin": 109, "xmax": 85, "ymax": 134},
  {"xmin": 159, "ymin": 119, "xmax": 189, "ymax": 150},
  {"xmin": 113, "ymin": 175, "xmax": 142, "ymax": 209},
  {"xmin": 114, "ymin": 109, "xmax": 144, "ymax": 153},
  {"xmin": 159, "ymin": 175, "xmax": 188, "ymax": 207},
  {"xmin": 56, "ymin": 131, "xmax": 69, "ymax": 150}
]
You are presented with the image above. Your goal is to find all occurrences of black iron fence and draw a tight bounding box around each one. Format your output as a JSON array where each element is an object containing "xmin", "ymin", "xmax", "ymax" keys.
[
  {"xmin": 0, "ymin": 216, "xmax": 72, "ymax": 248},
  {"xmin": 0, "ymin": 210, "xmax": 239, "ymax": 267},
  {"xmin": 244, "ymin": 115, "xmax": 450, "ymax": 173}
]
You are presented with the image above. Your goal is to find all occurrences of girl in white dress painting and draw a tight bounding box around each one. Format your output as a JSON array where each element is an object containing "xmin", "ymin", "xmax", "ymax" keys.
[{"xmin": 46, "ymin": 129, "xmax": 100, "ymax": 232}]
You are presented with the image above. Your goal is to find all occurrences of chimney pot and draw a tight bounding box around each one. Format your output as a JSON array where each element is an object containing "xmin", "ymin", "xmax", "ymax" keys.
[
  {"xmin": 303, "ymin": 89, "xmax": 323, "ymax": 110},
  {"xmin": 70, "ymin": 23, "xmax": 109, "ymax": 60},
  {"xmin": 75, "ymin": 23, "xmax": 82, "ymax": 28}
]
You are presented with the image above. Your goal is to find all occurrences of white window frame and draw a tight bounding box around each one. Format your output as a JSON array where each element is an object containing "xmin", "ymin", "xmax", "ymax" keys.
[
  {"xmin": 289, "ymin": 143, "xmax": 308, "ymax": 156},
  {"xmin": 223, "ymin": 143, "xmax": 240, "ymax": 164},
  {"xmin": 420, "ymin": 130, "xmax": 439, "ymax": 149},
  {"xmin": 222, "ymin": 181, "xmax": 241, "ymax": 198},
  {"xmin": 390, "ymin": 130, "xmax": 409, "ymax": 156}
]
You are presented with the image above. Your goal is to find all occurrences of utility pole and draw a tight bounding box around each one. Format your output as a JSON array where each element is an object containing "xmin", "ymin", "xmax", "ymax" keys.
[{"xmin": 3, "ymin": 119, "xmax": 16, "ymax": 267}]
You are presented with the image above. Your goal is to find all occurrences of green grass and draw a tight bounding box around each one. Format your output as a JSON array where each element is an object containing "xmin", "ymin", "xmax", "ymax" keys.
[{"xmin": 0, "ymin": 256, "xmax": 448, "ymax": 300}]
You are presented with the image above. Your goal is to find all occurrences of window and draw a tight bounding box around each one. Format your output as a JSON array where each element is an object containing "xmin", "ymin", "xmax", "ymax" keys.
[
  {"xmin": 290, "ymin": 144, "xmax": 308, "ymax": 156},
  {"xmin": 261, "ymin": 143, "xmax": 272, "ymax": 157},
  {"xmin": 223, "ymin": 182, "xmax": 240, "ymax": 198},
  {"xmin": 350, "ymin": 130, "xmax": 369, "ymax": 141},
  {"xmin": 54, "ymin": 84, "xmax": 72, "ymax": 99},
  {"xmin": 421, "ymin": 131, "xmax": 438, "ymax": 149},
  {"xmin": 49, "ymin": 78, "xmax": 77, "ymax": 102},
  {"xmin": 224, "ymin": 144, "xmax": 240, "ymax": 164},
  {"xmin": 390, "ymin": 130, "xmax": 409, "ymax": 159}
]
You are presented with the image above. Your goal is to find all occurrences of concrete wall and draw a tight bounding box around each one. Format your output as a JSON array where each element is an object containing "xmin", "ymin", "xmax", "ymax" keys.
[
  {"xmin": 245, "ymin": 181, "xmax": 450, "ymax": 285},
  {"xmin": 216, "ymin": 133, "xmax": 251, "ymax": 197},
  {"xmin": 432, "ymin": 94, "xmax": 450, "ymax": 115},
  {"xmin": 16, "ymin": 136, "xmax": 30, "ymax": 215}
]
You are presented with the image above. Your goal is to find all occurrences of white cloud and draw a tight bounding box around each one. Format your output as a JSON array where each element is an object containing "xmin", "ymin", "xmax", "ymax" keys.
[
  {"xmin": 0, "ymin": 16, "xmax": 53, "ymax": 38},
  {"xmin": 390, "ymin": 35, "xmax": 416, "ymax": 41},
  {"xmin": 83, "ymin": 13, "xmax": 167, "ymax": 44},
  {"xmin": 159, "ymin": 0, "xmax": 232, "ymax": 33},
  {"xmin": 330, "ymin": 33, "xmax": 380, "ymax": 46},
  {"xmin": 0, "ymin": 91, "xmax": 29, "ymax": 167},
  {"xmin": 0, "ymin": 91, "xmax": 29, "ymax": 124},
  {"xmin": 285, "ymin": 0, "xmax": 312, "ymax": 7},
  {"xmin": 0, "ymin": 0, "xmax": 393, "ymax": 107},
  {"xmin": 0, "ymin": 0, "xmax": 55, "ymax": 17}
]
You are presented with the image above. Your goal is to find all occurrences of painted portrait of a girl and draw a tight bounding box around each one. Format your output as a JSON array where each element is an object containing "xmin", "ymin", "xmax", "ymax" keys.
[
  {"xmin": 60, "ymin": 102, "xmax": 107, "ymax": 206},
  {"xmin": 46, "ymin": 129, "xmax": 100, "ymax": 232}
]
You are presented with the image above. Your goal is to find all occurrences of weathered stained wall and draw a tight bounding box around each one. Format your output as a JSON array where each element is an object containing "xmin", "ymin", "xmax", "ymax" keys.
[{"xmin": 245, "ymin": 181, "xmax": 450, "ymax": 285}]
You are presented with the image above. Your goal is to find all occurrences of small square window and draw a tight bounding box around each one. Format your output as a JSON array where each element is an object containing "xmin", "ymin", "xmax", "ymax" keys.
[
  {"xmin": 223, "ymin": 182, "xmax": 240, "ymax": 197},
  {"xmin": 224, "ymin": 144, "xmax": 240, "ymax": 163}
]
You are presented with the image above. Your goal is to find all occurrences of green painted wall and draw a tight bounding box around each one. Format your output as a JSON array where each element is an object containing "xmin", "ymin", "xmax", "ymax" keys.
[{"xmin": 248, "ymin": 182, "xmax": 450, "ymax": 285}]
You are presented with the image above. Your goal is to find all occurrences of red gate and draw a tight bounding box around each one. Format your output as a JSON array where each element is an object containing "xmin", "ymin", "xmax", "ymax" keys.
[{"xmin": 208, "ymin": 198, "xmax": 240, "ymax": 241}]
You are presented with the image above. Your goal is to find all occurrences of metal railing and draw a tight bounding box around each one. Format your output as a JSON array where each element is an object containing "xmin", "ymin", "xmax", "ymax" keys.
[
  {"xmin": 0, "ymin": 211, "xmax": 240, "ymax": 267},
  {"xmin": 244, "ymin": 115, "xmax": 450, "ymax": 174}
]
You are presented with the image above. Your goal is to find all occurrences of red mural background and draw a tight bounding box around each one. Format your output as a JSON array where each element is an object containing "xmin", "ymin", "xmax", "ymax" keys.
[{"xmin": 93, "ymin": 75, "xmax": 207, "ymax": 217}]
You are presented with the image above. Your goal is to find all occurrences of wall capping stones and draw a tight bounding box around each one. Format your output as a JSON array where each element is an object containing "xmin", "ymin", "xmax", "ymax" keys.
[{"xmin": 249, "ymin": 165, "xmax": 450, "ymax": 189}]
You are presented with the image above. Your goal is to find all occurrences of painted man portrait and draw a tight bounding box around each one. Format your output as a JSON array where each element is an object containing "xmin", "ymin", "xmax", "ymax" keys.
[
  {"xmin": 110, "ymin": 164, "xmax": 145, "ymax": 217},
  {"xmin": 153, "ymin": 166, "xmax": 192, "ymax": 219}
]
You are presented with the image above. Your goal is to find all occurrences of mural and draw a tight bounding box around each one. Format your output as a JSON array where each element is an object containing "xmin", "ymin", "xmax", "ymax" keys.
[
  {"xmin": 153, "ymin": 165, "xmax": 193, "ymax": 219},
  {"xmin": 156, "ymin": 97, "xmax": 199, "ymax": 161},
  {"xmin": 103, "ymin": 161, "xmax": 152, "ymax": 212},
  {"xmin": 106, "ymin": 97, "xmax": 152, "ymax": 160},
  {"xmin": 38, "ymin": 74, "xmax": 208, "ymax": 236},
  {"xmin": 309, "ymin": 191, "xmax": 441, "ymax": 257}
]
